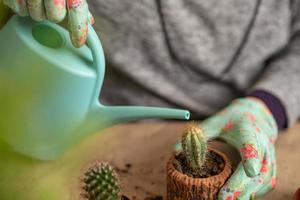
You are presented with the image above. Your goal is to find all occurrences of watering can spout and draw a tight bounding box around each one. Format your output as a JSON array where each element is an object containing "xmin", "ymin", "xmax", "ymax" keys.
[
  {"xmin": 73, "ymin": 105, "xmax": 190, "ymax": 153},
  {"xmin": 89, "ymin": 105, "xmax": 190, "ymax": 128}
]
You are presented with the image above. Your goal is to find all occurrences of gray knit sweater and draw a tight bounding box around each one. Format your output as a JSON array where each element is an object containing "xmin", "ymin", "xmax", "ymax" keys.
[{"xmin": 89, "ymin": 0, "xmax": 300, "ymax": 125}]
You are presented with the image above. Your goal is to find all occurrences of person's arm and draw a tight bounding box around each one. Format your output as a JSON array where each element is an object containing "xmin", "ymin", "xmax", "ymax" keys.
[
  {"xmin": 248, "ymin": 0, "xmax": 300, "ymax": 128},
  {"xmin": 0, "ymin": 0, "xmax": 12, "ymax": 29}
]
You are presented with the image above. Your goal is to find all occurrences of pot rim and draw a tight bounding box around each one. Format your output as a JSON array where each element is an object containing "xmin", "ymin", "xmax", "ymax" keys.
[{"xmin": 167, "ymin": 147, "xmax": 232, "ymax": 185}]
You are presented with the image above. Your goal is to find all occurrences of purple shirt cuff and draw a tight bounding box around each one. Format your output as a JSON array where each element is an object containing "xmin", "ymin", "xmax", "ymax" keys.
[{"xmin": 247, "ymin": 90, "xmax": 288, "ymax": 130}]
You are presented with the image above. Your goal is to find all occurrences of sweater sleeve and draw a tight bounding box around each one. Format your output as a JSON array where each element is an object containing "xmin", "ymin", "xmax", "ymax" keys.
[
  {"xmin": 247, "ymin": 90, "xmax": 288, "ymax": 130},
  {"xmin": 250, "ymin": 1, "xmax": 300, "ymax": 127}
]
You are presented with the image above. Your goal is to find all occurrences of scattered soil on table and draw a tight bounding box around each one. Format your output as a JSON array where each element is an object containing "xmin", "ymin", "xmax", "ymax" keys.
[
  {"xmin": 144, "ymin": 195, "xmax": 163, "ymax": 200},
  {"xmin": 173, "ymin": 150, "xmax": 225, "ymax": 178},
  {"xmin": 121, "ymin": 195, "xmax": 163, "ymax": 200},
  {"xmin": 117, "ymin": 162, "xmax": 164, "ymax": 200},
  {"xmin": 121, "ymin": 195, "xmax": 130, "ymax": 200},
  {"xmin": 116, "ymin": 163, "xmax": 133, "ymax": 174}
]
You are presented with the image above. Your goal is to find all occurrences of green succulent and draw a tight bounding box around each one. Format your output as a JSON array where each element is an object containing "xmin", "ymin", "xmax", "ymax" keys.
[
  {"xmin": 181, "ymin": 122, "xmax": 208, "ymax": 172},
  {"xmin": 82, "ymin": 162, "xmax": 120, "ymax": 200}
]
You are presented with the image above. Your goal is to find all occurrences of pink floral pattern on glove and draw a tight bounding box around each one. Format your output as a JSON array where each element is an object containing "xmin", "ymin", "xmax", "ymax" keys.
[
  {"xmin": 4, "ymin": 0, "xmax": 94, "ymax": 47},
  {"xmin": 240, "ymin": 144, "xmax": 258, "ymax": 160}
]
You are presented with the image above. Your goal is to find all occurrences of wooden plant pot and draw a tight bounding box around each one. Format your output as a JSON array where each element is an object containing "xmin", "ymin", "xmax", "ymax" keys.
[
  {"xmin": 294, "ymin": 187, "xmax": 300, "ymax": 200},
  {"xmin": 166, "ymin": 148, "xmax": 232, "ymax": 200}
]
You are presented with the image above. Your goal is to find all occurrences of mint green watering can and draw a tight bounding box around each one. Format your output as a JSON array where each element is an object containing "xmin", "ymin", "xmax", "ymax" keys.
[{"xmin": 0, "ymin": 16, "xmax": 190, "ymax": 160}]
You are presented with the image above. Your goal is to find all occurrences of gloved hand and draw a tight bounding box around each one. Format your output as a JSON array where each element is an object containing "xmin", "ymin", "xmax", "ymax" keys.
[
  {"xmin": 176, "ymin": 98, "xmax": 278, "ymax": 199},
  {"xmin": 3, "ymin": 0, "xmax": 94, "ymax": 47}
]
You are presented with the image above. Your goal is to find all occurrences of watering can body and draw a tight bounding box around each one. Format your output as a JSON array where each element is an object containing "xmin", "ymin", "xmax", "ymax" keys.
[{"xmin": 0, "ymin": 16, "xmax": 190, "ymax": 160}]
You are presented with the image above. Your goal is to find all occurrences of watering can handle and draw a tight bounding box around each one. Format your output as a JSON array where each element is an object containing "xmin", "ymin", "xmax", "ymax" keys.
[
  {"xmin": 85, "ymin": 25, "xmax": 106, "ymax": 109},
  {"xmin": 24, "ymin": 16, "xmax": 105, "ymax": 107}
]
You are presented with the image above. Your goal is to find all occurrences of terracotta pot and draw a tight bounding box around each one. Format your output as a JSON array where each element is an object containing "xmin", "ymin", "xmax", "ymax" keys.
[
  {"xmin": 293, "ymin": 188, "xmax": 300, "ymax": 200},
  {"xmin": 166, "ymin": 148, "xmax": 232, "ymax": 200}
]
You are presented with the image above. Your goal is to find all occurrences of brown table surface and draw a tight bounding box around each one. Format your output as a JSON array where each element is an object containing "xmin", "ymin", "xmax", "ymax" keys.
[{"xmin": 71, "ymin": 121, "xmax": 300, "ymax": 200}]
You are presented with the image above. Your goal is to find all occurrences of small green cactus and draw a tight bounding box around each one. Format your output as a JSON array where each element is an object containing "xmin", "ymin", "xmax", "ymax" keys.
[
  {"xmin": 82, "ymin": 161, "xmax": 120, "ymax": 200},
  {"xmin": 181, "ymin": 122, "xmax": 208, "ymax": 172}
]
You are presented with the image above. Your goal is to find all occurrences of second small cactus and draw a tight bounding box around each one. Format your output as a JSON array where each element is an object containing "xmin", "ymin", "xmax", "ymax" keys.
[
  {"xmin": 82, "ymin": 161, "xmax": 120, "ymax": 200},
  {"xmin": 181, "ymin": 122, "xmax": 208, "ymax": 172}
]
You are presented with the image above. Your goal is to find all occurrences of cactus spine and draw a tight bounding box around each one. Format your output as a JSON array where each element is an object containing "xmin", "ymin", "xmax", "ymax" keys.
[
  {"xmin": 82, "ymin": 162, "xmax": 120, "ymax": 200},
  {"xmin": 182, "ymin": 122, "xmax": 208, "ymax": 172}
]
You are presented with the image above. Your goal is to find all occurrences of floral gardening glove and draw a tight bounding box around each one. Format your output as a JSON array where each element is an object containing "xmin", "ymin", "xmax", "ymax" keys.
[
  {"xmin": 3, "ymin": 0, "xmax": 94, "ymax": 47},
  {"xmin": 176, "ymin": 97, "xmax": 278, "ymax": 199}
]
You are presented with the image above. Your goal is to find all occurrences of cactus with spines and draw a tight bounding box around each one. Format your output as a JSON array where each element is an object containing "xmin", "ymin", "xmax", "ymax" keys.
[
  {"xmin": 182, "ymin": 122, "xmax": 208, "ymax": 172},
  {"xmin": 82, "ymin": 161, "xmax": 120, "ymax": 200}
]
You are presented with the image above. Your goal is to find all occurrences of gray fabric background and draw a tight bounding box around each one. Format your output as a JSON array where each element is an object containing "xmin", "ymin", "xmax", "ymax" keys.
[{"xmin": 89, "ymin": 0, "xmax": 300, "ymax": 126}]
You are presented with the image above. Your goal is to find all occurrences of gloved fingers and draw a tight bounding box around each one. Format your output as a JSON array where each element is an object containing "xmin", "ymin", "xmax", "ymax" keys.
[
  {"xmin": 220, "ymin": 121, "xmax": 264, "ymax": 177},
  {"xmin": 27, "ymin": 0, "xmax": 46, "ymax": 21},
  {"xmin": 67, "ymin": 0, "xmax": 89, "ymax": 47},
  {"xmin": 3, "ymin": 0, "xmax": 28, "ymax": 16},
  {"xmin": 255, "ymin": 175, "xmax": 277, "ymax": 197},
  {"xmin": 44, "ymin": 0, "xmax": 67, "ymax": 22},
  {"xmin": 88, "ymin": 11, "xmax": 95, "ymax": 25},
  {"xmin": 269, "ymin": 143, "xmax": 277, "ymax": 166},
  {"xmin": 255, "ymin": 145, "xmax": 277, "ymax": 197},
  {"xmin": 255, "ymin": 173, "xmax": 277, "ymax": 198},
  {"xmin": 218, "ymin": 164, "xmax": 258, "ymax": 200},
  {"xmin": 219, "ymin": 155, "xmax": 276, "ymax": 200}
]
